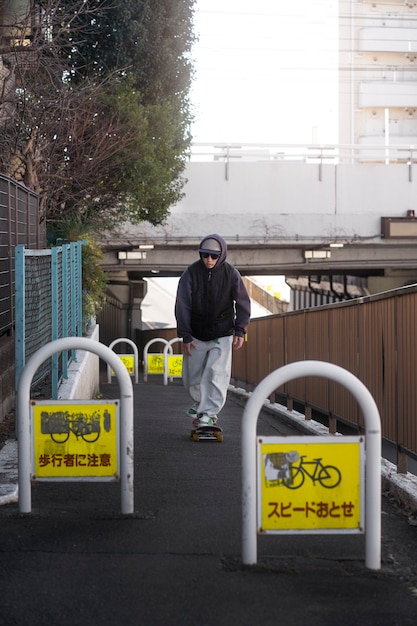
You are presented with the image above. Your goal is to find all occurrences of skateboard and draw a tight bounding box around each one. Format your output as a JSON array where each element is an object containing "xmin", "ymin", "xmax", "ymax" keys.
[{"xmin": 190, "ymin": 424, "xmax": 223, "ymax": 442}]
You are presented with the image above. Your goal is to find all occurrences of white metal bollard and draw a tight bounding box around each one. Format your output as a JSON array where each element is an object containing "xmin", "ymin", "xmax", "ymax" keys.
[
  {"xmin": 241, "ymin": 360, "xmax": 381, "ymax": 570},
  {"xmin": 107, "ymin": 337, "xmax": 139, "ymax": 384},
  {"xmin": 17, "ymin": 337, "xmax": 134, "ymax": 515}
]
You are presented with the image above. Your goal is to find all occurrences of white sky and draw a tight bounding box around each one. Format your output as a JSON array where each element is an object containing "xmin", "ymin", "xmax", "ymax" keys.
[
  {"xmin": 190, "ymin": 0, "xmax": 339, "ymax": 145},
  {"xmin": 143, "ymin": 3, "xmax": 341, "ymax": 322}
]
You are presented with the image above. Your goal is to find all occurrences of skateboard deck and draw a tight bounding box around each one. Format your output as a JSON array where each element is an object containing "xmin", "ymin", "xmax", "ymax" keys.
[{"xmin": 190, "ymin": 424, "xmax": 223, "ymax": 442}]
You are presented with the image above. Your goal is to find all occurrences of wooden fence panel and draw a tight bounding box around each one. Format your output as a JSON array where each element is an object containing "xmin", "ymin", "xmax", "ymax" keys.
[
  {"xmin": 284, "ymin": 312, "xmax": 306, "ymax": 402},
  {"xmin": 328, "ymin": 303, "xmax": 360, "ymax": 427},
  {"xmin": 304, "ymin": 308, "xmax": 330, "ymax": 412},
  {"xmin": 357, "ymin": 297, "xmax": 397, "ymax": 439},
  {"xmin": 227, "ymin": 284, "xmax": 417, "ymax": 466},
  {"xmin": 396, "ymin": 292, "xmax": 417, "ymax": 454}
]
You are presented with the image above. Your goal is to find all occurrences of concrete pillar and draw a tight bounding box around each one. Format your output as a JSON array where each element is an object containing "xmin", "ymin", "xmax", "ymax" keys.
[
  {"xmin": 129, "ymin": 280, "xmax": 147, "ymax": 339},
  {"xmin": 104, "ymin": 275, "xmax": 147, "ymax": 343}
]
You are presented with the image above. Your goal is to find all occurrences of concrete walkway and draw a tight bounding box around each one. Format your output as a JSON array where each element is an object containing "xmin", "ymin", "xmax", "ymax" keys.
[{"xmin": 0, "ymin": 379, "xmax": 417, "ymax": 625}]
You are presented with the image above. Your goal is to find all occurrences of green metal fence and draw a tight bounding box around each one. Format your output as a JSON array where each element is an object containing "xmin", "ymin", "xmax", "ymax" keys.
[{"xmin": 15, "ymin": 242, "xmax": 84, "ymax": 399}]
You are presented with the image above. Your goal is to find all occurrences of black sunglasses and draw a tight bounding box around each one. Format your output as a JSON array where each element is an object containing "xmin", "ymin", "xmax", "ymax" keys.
[{"xmin": 202, "ymin": 253, "xmax": 219, "ymax": 260}]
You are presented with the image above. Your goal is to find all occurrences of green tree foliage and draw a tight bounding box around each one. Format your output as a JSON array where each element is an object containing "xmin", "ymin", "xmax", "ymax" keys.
[
  {"xmin": 0, "ymin": 0, "xmax": 196, "ymax": 234},
  {"xmin": 63, "ymin": 0, "xmax": 196, "ymax": 104}
]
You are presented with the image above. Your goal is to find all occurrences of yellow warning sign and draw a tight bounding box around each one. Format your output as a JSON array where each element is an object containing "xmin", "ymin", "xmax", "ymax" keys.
[
  {"xmin": 147, "ymin": 354, "xmax": 165, "ymax": 374},
  {"xmin": 167, "ymin": 355, "xmax": 183, "ymax": 377},
  {"xmin": 257, "ymin": 436, "xmax": 364, "ymax": 533},
  {"xmin": 115, "ymin": 354, "xmax": 134, "ymax": 375},
  {"xmin": 31, "ymin": 400, "xmax": 119, "ymax": 480},
  {"xmin": 111, "ymin": 354, "xmax": 135, "ymax": 376}
]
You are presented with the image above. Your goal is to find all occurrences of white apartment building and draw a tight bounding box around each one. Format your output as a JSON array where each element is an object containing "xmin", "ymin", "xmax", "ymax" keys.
[{"xmin": 339, "ymin": 0, "xmax": 417, "ymax": 159}]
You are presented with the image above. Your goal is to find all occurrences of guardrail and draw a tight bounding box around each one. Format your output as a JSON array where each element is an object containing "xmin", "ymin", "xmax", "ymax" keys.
[{"xmin": 190, "ymin": 141, "xmax": 417, "ymax": 168}]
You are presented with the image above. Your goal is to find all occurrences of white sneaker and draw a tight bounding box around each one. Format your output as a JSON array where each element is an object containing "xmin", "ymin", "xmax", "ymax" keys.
[{"xmin": 197, "ymin": 414, "xmax": 217, "ymax": 427}]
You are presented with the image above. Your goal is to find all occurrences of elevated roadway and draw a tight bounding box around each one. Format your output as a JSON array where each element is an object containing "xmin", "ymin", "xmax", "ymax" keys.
[
  {"xmin": 101, "ymin": 143, "xmax": 417, "ymax": 293},
  {"xmin": 98, "ymin": 143, "xmax": 417, "ymax": 332}
]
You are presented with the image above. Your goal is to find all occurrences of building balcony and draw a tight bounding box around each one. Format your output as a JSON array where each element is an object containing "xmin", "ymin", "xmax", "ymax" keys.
[
  {"xmin": 359, "ymin": 81, "xmax": 417, "ymax": 108},
  {"xmin": 359, "ymin": 27, "xmax": 417, "ymax": 53}
]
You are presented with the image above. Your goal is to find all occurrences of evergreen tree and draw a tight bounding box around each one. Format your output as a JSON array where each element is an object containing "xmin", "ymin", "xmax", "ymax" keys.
[{"xmin": 0, "ymin": 0, "xmax": 196, "ymax": 233}]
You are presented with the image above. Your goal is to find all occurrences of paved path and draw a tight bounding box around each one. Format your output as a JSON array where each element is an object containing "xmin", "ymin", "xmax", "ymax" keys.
[{"xmin": 0, "ymin": 379, "xmax": 417, "ymax": 625}]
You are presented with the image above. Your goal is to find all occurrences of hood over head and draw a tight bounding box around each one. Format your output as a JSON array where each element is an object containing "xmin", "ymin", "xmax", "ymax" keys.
[{"xmin": 198, "ymin": 234, "xmax": 227, "ymax": 266}]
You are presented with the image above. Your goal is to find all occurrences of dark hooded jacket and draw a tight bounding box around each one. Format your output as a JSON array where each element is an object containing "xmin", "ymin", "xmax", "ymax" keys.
[{"xmin": 175, "ymin": 234, "xmax": 251, "ymax": 343}]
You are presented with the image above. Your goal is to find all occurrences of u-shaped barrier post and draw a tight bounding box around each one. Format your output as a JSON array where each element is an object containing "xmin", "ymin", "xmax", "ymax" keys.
[
  {"xmin": 107, "ymin": 338, "xmax": 139, "ymax": 384},
  {"xmin": 143, "ymin": 338, "xmax": 171, "ymax": 382},
  {"xmin": 241, "ymin": 360, "xmax": 381, "ymax": 570},
  {"xmin": 17, "ymin": 337, "xmax": 134, "ymax": 515},
  {"xmin": 163, "ymin": 338, "xmax": 183, "ymax": 386}
]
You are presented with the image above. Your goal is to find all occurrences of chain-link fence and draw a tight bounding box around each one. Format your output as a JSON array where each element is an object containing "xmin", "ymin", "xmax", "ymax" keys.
[{"xmin": 15, "ymin": 242, "xmax": 84, "ymax": 398}]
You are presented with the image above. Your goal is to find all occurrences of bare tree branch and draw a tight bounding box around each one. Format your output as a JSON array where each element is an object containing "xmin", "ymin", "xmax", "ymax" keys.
[{"xmin": 0, "ymin": 0, "xmax": 194, "ymax": 233}]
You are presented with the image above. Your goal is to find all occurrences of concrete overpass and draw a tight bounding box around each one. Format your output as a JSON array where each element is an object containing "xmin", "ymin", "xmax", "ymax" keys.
[{"xmin": 98, "ymin": 143, "xmax": 417, "ymax": 330}]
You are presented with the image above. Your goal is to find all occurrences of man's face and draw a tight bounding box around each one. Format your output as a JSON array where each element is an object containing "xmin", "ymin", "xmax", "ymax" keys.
[{"xmin": 201, "ymin": 252, "xmax": 220, "ymax": 269}]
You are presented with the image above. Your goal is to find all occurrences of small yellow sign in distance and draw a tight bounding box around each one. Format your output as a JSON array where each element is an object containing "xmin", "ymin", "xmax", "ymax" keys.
[
  {"xmin": 111, "ymin": 355, "xmax": 135, "ymax": 375},
  {"xmin": 31, "ymin": 400, "xmax": 119, "ymax": 480},
  {"xmin": 258, "ymin": 436, "xmax": 364, "ymax": 534},
  {"xmin": 116, "ymin": 354, "xmax": 134, "ymax": 374},
  {"xmin": 147, "ymin": 354, "xmax": 165, "ymax": 374},
  {"xmin": 168, "ymin": 354, "xmax": 183, "ymax": 377}
]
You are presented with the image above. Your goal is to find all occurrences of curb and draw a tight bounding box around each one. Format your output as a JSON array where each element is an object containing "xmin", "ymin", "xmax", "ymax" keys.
[{"xmin": 0, "ymin": 440, "xmax": 18, "ymax": 505}]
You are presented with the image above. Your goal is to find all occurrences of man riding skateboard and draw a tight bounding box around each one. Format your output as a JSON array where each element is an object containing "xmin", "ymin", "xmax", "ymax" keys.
[{"xmin": 175, "ymin": 234, "xmax": 251, "ymax": 432}]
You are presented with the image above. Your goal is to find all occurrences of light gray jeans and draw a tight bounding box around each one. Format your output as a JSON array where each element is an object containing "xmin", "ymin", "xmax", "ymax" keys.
[{"xmin": 182, "ymin": 335, "xmax": 233, "ymax": 417}]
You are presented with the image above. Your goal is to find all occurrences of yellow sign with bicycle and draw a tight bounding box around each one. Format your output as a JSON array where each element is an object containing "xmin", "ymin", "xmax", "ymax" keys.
[
  {"xmin": 167, "ymin": 354, "xmax": 183, "ymax": 378},
  {"xmin": 257, "ymin": 436, "xmax": 364, "ymax": 533},
  {"xmin": 114, "ymin": 355, "xmax": 134, "ymax": 375},
  {"xmin": 31, "ymin": 400, "xmax": 119, "ymax": 480},
  {"xmin": 147, "ymin": 354, "xmax": 165, "ymax": 374}
]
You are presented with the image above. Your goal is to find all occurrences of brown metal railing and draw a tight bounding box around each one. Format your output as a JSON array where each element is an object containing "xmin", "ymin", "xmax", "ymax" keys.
[
  {"xmin": 140, "ymin": 284, "xmax": 417, "ymax": 473},
  {"xmin": 232, "ymin": 286, "xmax": 417, "ymax": 473}
]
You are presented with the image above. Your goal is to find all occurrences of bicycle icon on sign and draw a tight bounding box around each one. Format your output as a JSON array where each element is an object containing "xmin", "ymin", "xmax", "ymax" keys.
[
  {"xmin": 264, "ymin": 452, "xmax": 342, "ymax": 489},
  {"xmin": 41, "ymin": 410, "xmax": 111, "ymax": 444},
  {"xmin": 284, "ymin": 455, "xmax": 342, "ymax": 489}
]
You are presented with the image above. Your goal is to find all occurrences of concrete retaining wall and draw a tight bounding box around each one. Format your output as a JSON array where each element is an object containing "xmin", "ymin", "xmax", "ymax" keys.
[{"xmin": 58, "ymin": 322, "xmax": 100, "ymax": 400}]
